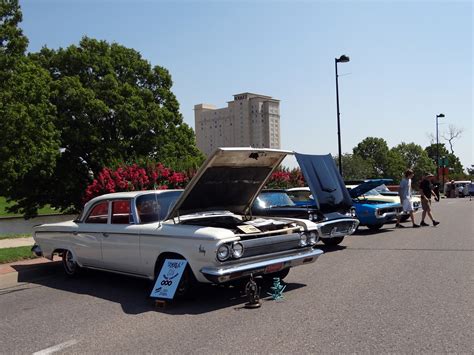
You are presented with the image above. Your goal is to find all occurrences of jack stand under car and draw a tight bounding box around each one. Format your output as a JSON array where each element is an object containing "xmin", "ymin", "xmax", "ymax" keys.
[
  {"xmin": 244, "ymin": 274, "xmax": 261, "ymax": 309},
  {"xmin": 268, "ymin": 277, "xmax": 286, "ymax": 301}
]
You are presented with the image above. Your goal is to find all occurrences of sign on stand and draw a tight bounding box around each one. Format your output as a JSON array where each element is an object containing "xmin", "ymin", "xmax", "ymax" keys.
[{"xmin": 150, "ymin": 259, "xmax": 188, "ymax": 299}]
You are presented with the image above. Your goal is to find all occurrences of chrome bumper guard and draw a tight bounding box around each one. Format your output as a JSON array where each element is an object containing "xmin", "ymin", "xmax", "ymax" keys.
[{"xmin": 200, "ymin": 248, "xmax": 323, "ymax": 283}]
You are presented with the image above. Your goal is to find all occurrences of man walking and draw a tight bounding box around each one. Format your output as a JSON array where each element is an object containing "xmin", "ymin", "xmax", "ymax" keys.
[
  {"xmin": 396, "ymin": 169, "xmax": 419, "ymax": 228},
  {"xmin": 419, "ymin": 172, "xmax": 440, "ymax": 226}
]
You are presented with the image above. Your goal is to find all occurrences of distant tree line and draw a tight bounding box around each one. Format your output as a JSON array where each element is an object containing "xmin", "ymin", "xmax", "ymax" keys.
[{"xmin": 336, "ymin": 137, "xmax": 466, "ymax": 185}]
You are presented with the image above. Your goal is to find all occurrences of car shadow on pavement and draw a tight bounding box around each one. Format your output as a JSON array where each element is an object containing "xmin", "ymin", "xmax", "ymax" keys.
[
  {"xmin": 11, "ymin": 262, "xmax": 307, "ymax": 315},
  {"xmin": 352, "ymin": 227, "xmax": 395, "ymax": 236},
  {"xmin": 160, "ymin": 281, "xmax": 306, "ymax": 315}
]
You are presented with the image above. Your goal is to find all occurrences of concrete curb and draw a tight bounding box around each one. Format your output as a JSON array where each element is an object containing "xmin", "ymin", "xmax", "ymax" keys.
[{"xmin": 0, "ymin": 257, "xmax": 62, "ymax": 289}]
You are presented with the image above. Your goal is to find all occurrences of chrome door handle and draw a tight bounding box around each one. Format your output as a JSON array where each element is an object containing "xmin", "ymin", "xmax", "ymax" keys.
[{"xmin": 102, "ymin": 232, "xmax": 109, "ymax": 238}]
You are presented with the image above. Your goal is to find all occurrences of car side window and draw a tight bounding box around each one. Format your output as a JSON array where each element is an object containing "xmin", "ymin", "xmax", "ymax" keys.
[
  {"xmin": 85, "ymin": 202, "xmax": 109, "ymax": 224},
  {"xmin": 111, "ymin": 200, "xmax": 131, "ymax": 224}
]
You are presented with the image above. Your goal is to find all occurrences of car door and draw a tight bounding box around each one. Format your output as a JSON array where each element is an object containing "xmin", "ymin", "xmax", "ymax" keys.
[
  {"xmin": 74, "ymin": 201, "xmax": 109, "ymax": 268},
  {"xmin": 100, "ymin": 199, "xmax": 142, "ymax": 275}
]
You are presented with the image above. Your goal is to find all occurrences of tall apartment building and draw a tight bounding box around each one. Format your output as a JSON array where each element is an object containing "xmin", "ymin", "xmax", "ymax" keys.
[{"xmin": 194, "ymin": 92, "xmax": 281, "ymax": 156}]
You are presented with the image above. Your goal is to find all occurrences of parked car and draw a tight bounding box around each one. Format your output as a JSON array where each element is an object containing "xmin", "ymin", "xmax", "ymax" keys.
[
  {"xmin": 346, "ymin": 179, "xmax": 421, "ymax": 222},
  {"xmin": 252, "ymin": 189, "xmax": 358, "ymax": 246},
  {"xmin": 443, "ymin": 180, "xmax": 472, "ymax": 198},
  {"xmin": 253, "ymin": 153, "xmax": 360, "ymax": 246},
  {"xmin": 345, "ymin": 180, "xmax": 402, "ymax": 230},
  {"xmin": 32, "ymin": 148, "xmax": 328, "ymax": 297}
]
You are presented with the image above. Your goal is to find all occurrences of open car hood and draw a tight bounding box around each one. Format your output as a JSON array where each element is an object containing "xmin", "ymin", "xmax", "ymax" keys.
[
  {"xmin": 348, "ymin": 179, "xmax": 393, "ymax": 198},
  {"xmin": 167, "ymin": 148, "xmax": 292, "ymax": 219},
  {"xmin": 295, "ymin": 153, "xmax": 353, "ymax": 213}
]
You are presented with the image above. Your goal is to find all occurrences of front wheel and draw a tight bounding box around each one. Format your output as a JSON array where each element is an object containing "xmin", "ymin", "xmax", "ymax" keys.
[
  {"xmin": 154, "ymin": 258, "xmax": 197, "ymax": 299},
  {"xmin": 321, "ymin": 236, "xmax": 345, "ymax": 246},
  {"xmin": 62, "ymin": 250, "xmax": 81, "ymax": 277}
]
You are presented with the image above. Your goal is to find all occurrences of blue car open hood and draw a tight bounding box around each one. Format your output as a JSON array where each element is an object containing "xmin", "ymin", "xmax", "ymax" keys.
[
  {"xmin": 348, "ymin": 179, "xmax": 393, "ymax": 198},
  {"xmin": 295, "ymin": 153, "xmax": 353, "ymax": 213}
]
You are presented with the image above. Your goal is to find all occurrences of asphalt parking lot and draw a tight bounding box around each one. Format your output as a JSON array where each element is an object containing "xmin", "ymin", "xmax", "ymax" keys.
[{"xmin": 0, "ymin": 198, "xmax": 472, "ymax": 353}]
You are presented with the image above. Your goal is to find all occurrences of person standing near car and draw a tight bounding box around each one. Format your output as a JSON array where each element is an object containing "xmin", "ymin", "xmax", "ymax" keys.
[
  {"xmin": 420, "ymin": 173, "xmax": 440, "ymax": 226},
  {"xmin": 395, "ymin": 169, "xmax": 420, "ymax": 228}
]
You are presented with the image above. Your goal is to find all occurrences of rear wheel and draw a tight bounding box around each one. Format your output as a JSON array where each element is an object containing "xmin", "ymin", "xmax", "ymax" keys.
[
  {"xmin": 322, "ymin": 236, "xmax": 345, "ymax": 246},
  {"xmin": 400, "ymin": 215, "xmax": 409, "ymax": 222},
  {"xmin": 367, "ymin": 224, "xmax": 383, "ymax": 231},
  {"xmin": 62, "ymin": 250, "xmax": 81, "ymax": 277}
]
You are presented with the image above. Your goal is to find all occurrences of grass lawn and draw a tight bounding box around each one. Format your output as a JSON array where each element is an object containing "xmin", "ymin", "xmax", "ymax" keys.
[
  {"xmin": 0, "ymin": 197, "xmax": 59, "ymax": 217},
  {"xmin": 0, "ymin": 246, "xmax": 38, "ymax": 264},
  {"xmin": 0, "ymin": 233, "xmax": 31, "ymax": 240}
]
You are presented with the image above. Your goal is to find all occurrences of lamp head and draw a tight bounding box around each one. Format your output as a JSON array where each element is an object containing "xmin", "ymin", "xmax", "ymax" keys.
[
  {"xmin": 336, "ymin": 55, "xmax": 350, "ymax": 63},
  {"xmin": 436, "ymin": 113, "xmax": 445, "ymax": 118}
]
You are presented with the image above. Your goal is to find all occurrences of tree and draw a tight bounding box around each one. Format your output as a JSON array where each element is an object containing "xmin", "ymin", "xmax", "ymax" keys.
[
  {"xmin": 441, "ymin": 124, "xmax": 463, "ymax": 154},
  {"xmin": 0, "ymin": 1, "xmax": 60, "ymax": 217},
  {"xmin": 424, "ymin": 143, "xmax": 464, "ymax": 175},
  {"xmin": 0, "ymin": 0, "xmax": 28, "ymax": 67},
  {"xmin": 392, "ymin": 142, "xmax": 435, "ymax": 183},
  {"xmin": 335, "ymin": 154, "xmax": 373, "ymax": 180},
  {"xmin": 352, "ymin": 137, "xmax": 390, "ymax": 177},
  {"xmin": 23, "ymin": 37, "xmax": 205, "ymax": 213}
]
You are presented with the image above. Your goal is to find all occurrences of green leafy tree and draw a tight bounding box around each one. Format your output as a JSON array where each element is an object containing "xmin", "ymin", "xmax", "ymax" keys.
[
  {"xmin": 27, "ymin": 37, "xmax": 204, "ymax": 212},
  {"xmin": 0, "ymin": 1, "xmax": 60, "ymax": 217},
  {"xmin": 384, "ymin": 150, "xmax": 406, "ymax": 184},
  {"xmin": 392, "ymin": 142, "xmax": 435, "ymax": 184},
  {"xmin": 352, "ymin": 137, "xmax": 390, "ymax": 177},
  {"xmin": 0, "ymin": 0, "xmax": 28, "ymax": 67},
  {"xmin": 335, "ymin": 154, "xmax": 373, "ymax": 180},
  {"xmin": 424, "ymin": 143, "xmax": 464, "ymax": 175}
]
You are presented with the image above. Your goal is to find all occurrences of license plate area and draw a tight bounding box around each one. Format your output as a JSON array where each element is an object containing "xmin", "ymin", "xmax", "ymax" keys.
[{"xmin": 264, "ymin": 262, "xmax": 284, "ymax": 274}]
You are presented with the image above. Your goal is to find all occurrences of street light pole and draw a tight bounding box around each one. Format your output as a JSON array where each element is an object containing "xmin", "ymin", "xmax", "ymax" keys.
[
  {"xmin": 335, "ymin": 54, "xmax": 350, "ymax": 176},
  {"xmin": 436, "ymin": 113, "xmax": 445, "ymax": 180}
]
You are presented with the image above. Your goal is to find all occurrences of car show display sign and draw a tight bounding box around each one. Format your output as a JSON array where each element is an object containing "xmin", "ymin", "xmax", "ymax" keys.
[{"xmin": 150, "ymin": 259, "xmax": 187, "ymax": 299}]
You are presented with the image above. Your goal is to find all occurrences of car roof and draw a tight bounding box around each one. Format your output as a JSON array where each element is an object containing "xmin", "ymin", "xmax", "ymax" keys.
[{"xmin": 85, "ymin": 189, "xmax": 183, "ymax": 206}]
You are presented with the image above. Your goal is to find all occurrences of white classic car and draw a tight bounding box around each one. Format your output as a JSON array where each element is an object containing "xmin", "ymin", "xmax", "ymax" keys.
[{"xmin": 33, "ymin": 148, "xmax": 357, "ymax": 296}]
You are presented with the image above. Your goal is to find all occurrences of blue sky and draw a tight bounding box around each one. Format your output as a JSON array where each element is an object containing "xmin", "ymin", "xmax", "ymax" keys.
[{"xmin": 21, "ymin": 0, "xmax": 472, "ymax": 170}]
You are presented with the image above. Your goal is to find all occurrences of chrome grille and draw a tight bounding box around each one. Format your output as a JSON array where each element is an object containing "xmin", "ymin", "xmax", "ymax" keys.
[
  {"xmin": 320, "ymin": 220, "xmax": 357, "ymax": 237},
  {"xmin": 240, "ymin": 233, "xmax": 302, "ymax": 258}
]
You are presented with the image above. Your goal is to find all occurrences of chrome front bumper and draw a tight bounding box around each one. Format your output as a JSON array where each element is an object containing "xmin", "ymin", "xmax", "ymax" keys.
[{"xmin": 200, "ymin": 248, "xmax": 323, "ymax": 283}]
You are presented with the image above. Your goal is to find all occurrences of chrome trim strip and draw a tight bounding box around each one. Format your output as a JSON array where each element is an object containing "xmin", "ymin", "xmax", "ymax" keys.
[{"xmin": 200, "ymin": 248, "xmax": 323, "ymax": 277}]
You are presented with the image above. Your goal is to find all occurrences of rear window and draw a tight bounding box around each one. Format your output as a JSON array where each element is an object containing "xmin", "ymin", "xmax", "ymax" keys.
[{"xmin": 111, "ymin": 200, "xmax": 131, "ymax": 224}]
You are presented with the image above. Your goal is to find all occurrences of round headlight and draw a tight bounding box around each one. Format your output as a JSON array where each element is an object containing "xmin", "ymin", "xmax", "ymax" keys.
[
  {"xmin": 299, "ymin": 233, "xmax": 308, "ymax": 247},
  {"xmin": 217, "ymin": 244, "xmax": 230, "ymax": 261},
  {"xmin": 232, "ymin": 242, "xmax": 244, "ymax": 258},
  {"xmin": 308, "ymin": 231, "xmax": 318, "ymax": 245}
]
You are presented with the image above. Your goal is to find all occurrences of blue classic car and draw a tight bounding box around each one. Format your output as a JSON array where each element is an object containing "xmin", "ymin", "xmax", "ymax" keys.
[
  {"xmin": 252, "ymin": 153, "xmax": 359, "ymax": 246},
  {"xmin": 346, "ymin": 179, "xmax": 402, "ymax": 230}
]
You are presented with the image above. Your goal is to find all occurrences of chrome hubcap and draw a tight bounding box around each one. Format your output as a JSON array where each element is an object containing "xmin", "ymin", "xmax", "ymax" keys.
[{"xmin": 65, "ymin": 251, "xmax": 76, "ymax": 272}]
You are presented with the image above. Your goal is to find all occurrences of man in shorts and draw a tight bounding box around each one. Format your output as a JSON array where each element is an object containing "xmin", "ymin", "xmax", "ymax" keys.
[
  {"xmin": 419, "ymin": 172, "xmax": 440, "ymax": 226},
  {"xmin": 395, "ymin": 169, "xmax": 420, "ymax": 228}
]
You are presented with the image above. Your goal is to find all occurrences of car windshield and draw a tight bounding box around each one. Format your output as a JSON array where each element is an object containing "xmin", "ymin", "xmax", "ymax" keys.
[
  {"xmin": 136, "ymin": 191, "xmax": 182, "ymax": 223},
  {"xmin": 364, "ymin": 188, "xmax": 382, "ymax": 196},
  {"xmin": 255, "ymin": 192, "xmax": 295, "ymax": 208},
  {"xmin": 374, "ymin": 184, "xmax": 391, "ymax": 193}
]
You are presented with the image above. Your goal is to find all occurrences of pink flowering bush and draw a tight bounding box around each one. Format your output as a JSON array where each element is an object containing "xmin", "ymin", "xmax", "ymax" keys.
[
  {"xmin": 266, "ymin": 167, "xmax": 306, "ymax": 189},
  {"xmin": 84, "ymin": 163, "xmax": 193, "ymax": 202}
]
